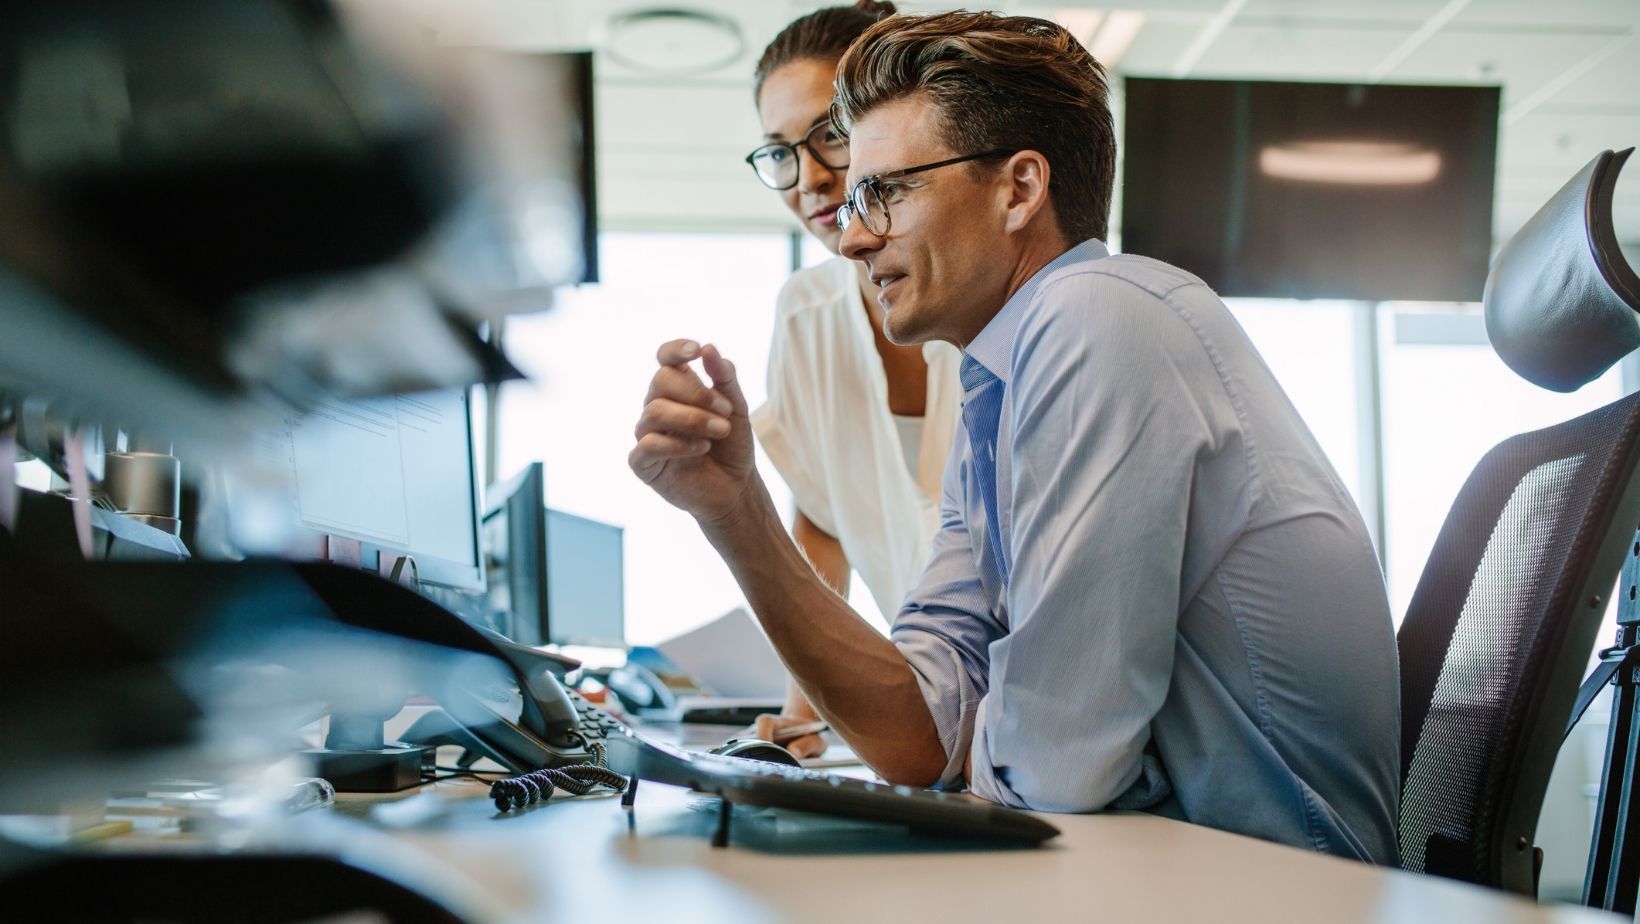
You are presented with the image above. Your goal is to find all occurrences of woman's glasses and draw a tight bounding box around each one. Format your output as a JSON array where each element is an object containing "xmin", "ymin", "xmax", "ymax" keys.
[{"xmin": 744, "ymin": 121, "xmax": 849, "ymax": 191}]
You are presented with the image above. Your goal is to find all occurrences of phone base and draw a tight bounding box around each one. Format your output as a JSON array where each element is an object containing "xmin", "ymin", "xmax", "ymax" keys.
[{"xmin": 305, "ymin": 744, "xmax": 430, "ymax": 792}]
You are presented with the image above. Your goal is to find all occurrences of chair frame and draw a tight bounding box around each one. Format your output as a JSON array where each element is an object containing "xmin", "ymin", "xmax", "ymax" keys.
[{"xmin": 1489, "ymin": 417, "xmax": 1640, "ymax": 893}]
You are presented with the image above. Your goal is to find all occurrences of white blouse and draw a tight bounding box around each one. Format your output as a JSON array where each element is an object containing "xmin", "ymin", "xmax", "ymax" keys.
[{"xmin": 751, "ymin": 256, "xmax": 963, "ymax": 620}]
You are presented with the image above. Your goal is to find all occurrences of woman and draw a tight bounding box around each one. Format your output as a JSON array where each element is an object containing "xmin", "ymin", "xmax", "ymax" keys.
[{"xmin": 743, "ymin": 1, "xmax": 962, "ymax": 757}]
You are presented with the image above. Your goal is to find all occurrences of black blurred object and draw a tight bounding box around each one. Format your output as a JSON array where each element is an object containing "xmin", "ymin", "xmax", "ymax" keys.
[
  {"xmin": 14, "ymin": 486, "xmax": 190, "ymax": 562},
  {"xmin": 602, "ymin": 662, "xmax": 677, "ymax": 714},
  {"xmin": 0, "ymin": 853, "xmax": 469, "ymax": 923},
  {"xmin": 678, "ymin": 703, "xmax": 782, "ymax": 725},
  {"xmin": 1122, "ymin": 78, "xmax": 1499, "ymax": 302},
  {"xmin": 707, "ymin": 738, "xmax": 801, "ymax": 768},
  {"xmin": 1485, "ymin": 148, "xmax": 1640, "ymax": 393},
  {"xmin": 0, "ymin": 529, "xmax": 595, "ymax": 808},
  {"xmin": 0, "ymin": 0, "xmax": 536, "ymax": 451}
]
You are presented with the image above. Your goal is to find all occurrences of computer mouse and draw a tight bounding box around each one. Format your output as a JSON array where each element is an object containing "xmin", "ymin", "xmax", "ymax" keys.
[{"xmin": 708, "ymin": 737, "xmax": 803, "ymax": 767}]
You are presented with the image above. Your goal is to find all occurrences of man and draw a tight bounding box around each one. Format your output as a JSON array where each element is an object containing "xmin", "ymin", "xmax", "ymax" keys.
[{"xmin": 630, "ymin": 11, "xmax": 1400, "ymax": 863}]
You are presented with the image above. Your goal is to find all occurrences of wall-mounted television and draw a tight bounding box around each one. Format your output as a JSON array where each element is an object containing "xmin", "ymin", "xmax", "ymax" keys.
[{"xmin": 1120, "ymin": 78, "xmax": 1499, "ymax": 302}]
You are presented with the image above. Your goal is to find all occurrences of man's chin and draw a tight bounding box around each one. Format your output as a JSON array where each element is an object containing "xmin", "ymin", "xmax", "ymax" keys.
[{"xmin": 882, "ymin": 308, "xmax": 929, "ymax": 346}]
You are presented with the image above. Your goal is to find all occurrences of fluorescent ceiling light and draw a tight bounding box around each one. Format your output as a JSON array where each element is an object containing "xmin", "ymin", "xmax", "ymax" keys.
[
  {"xmin": 1259, "ymin": 141, "xmax": 1442, "ymax": 186},
  {"xmin": 1054, "ymin": 9, "xmax": 1104, "ymax": 47},
  {"xmin": 604, "ymin": 8, "xmax": 744, "ymax": 76},
  {"xmin": 1089, "ymin": 11, "xmax": 1145, "ymax": 69}
]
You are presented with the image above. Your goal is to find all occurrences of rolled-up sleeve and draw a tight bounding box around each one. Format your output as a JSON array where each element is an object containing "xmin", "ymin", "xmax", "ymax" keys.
[
  {"xmin": 968, "ymin": 273, "xmax": 1232, "ymax": 812},
  {"xmin": 891, "ymin": 438, "xmax": 1006, "ymax": 786}
]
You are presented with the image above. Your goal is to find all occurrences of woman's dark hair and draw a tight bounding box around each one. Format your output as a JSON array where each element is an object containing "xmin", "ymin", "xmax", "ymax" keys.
[{"xmin": 753, "ymin": 1, "xmax": 897, "ymax": 101}]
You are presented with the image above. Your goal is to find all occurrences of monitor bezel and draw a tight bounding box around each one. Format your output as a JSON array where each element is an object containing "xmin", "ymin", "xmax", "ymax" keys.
[{"xmin": 480, "ymin": 461, "xmax": 549, "ymax": 645}]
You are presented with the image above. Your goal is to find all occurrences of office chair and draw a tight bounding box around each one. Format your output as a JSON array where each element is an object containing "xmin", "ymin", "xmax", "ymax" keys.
[{"xmin": 1397, "ymin": 148, "xmax": 1640, "ymax": 900}]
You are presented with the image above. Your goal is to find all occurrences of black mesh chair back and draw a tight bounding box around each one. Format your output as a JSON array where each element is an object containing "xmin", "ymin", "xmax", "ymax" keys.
[{"xmin": 1397, "ymin": 390, "xmax": 1640, "ymax": 892}]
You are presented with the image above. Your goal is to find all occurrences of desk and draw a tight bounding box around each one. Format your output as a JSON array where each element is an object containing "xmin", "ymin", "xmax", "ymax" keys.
[{"xmin": 317, "ymin": 775, "xmax": 1620, "ymax": 924}]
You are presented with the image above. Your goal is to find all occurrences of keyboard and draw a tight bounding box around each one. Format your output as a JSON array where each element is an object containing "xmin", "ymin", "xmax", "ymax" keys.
[{"xmin": 602, "ymin": 728, "xmax": 1060, "ymax": 845}]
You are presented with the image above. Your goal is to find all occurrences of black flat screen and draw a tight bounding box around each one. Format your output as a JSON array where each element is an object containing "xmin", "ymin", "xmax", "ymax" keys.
[{"xmin": 1120, "ymin": 78, "xmax": 1499, "ymax": 302}]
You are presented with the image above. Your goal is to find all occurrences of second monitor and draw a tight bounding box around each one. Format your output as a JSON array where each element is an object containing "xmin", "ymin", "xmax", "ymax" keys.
[{"xmin": 483, "ymin": 462, "xmax": 624, "ymax": 647}]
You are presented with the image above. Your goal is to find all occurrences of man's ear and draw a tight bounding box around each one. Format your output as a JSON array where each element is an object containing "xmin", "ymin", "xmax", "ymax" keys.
[{"xmin": 1002, "ymin": 150, "xmax": 1052, "ymax": 234}]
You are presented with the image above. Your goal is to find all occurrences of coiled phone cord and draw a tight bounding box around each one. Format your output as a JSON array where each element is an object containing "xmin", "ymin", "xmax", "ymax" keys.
[{"xmin": 489, "ymin": 742, "xmax": 629, "ymax": 812}]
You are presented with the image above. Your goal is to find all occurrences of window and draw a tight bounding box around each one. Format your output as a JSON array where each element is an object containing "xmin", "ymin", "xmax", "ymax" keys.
[
  {"xmin": 1224, "ymin": 299, "xmax": 1364, "ymax": 512},
  {"xmin": 1378, "ymin": 304, "xmax": 1625, "ymax": 622},
  {"xmin": 498, "ymin": 232, "xmax": 794, "ymax": 644}
]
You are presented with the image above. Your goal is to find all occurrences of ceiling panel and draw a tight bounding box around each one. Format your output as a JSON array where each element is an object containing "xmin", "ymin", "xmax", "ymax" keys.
[
  {"xmin": 1016, "ymin": 0, "xmax": 1232, "ymax": 14},
  {"xmin": 1185, "ymin": 23, "xmax": 1411, "ymax": 79},
  {"xmin": 1107, "ymin": 20, "xmax": 1204, "ymax": 74},
  {"xmin": 1451, "ymin": 0, "xmax": 1640, "ymax": 29},
  {"xmin": 1386, "ymin": 29, "xmax": 1614, "ymax": 102},
  {"xmin": 1545, "ymin": 35, "xmax": 1640, "ymax": 109},
  {"xmin": 1499, "ymin": 111, "xmax": 1640, "ymax": 169},
  {"xmin": 1238, "ymin": 0, "xmax": 1448, "ymax": 24}
]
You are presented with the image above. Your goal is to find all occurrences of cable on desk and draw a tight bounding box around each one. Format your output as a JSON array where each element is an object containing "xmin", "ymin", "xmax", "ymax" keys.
[{"xmin": 489, "ymin": 764, "xmax": 629, "ymax": 811}]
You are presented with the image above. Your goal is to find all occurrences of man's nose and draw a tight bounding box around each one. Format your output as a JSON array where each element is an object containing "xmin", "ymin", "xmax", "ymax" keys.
[{"xmin": 838, "ymin": 213, "xmax": 881, "ymax": 261}]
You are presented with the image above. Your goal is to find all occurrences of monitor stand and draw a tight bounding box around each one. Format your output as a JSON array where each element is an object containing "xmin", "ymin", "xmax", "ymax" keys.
[{"xmin": 305, "ymin": 706, "xmax": 430, "ymax": 793}]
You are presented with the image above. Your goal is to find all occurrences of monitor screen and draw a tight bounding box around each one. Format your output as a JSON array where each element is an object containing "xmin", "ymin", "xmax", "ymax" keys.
[
  {"xmin": 481, "ymin": 462, "xmax": 549, "ymax": 645},
  {"xmin": 545, "ymin": 509, "xmax": 624, "ymax": 647},
  {"xmin": 283, "ymin": 388, "xmax": 484, "ymax": 591},
  {"xmin": 1120, "ymin": 78, "xmax": 1499, "ymax": 302},
  {"xmin": 480, "ymin": 464, "xmax": 623, "ymax": 647}
]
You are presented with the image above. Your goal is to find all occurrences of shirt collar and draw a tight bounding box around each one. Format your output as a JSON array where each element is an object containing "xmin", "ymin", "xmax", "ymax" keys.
[{"xmin": 963, "ymin": 238, "xmax": 1109, "ymax": 386}]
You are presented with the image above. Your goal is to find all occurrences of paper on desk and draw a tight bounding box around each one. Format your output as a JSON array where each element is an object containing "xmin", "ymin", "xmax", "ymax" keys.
[{"xmin": 657, "ymin": 606, "xmax": 788, "ymax": 699}]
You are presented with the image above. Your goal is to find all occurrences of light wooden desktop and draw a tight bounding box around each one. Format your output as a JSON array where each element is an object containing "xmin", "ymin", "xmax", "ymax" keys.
[
  {"xmin": 328, "ymin": 773, "xmax": 1618, "ymax": 924},
  {"xmin": 301, "ymin": 722, "xmax": 1624, "ymax": 924}
]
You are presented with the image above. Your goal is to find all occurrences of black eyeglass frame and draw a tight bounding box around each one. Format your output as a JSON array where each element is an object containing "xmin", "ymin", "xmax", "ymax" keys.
[
  {"xmin": 743, "ymin": 120, "xmax": 849, "ymax": 191},
  {"xmin": 837, "ymin": 148, "xmax": 1018, "ymax": 236}
]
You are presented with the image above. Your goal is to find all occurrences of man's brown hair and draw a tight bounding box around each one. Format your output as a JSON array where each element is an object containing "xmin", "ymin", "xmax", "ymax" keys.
[{"xmin": 832, "ymin": 11, "xmax": 1116, "ymax": 244}]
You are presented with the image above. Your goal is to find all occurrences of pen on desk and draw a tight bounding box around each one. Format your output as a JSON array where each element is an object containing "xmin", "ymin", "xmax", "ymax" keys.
[{"xmin": 769, "ymin": 720, "xmax": 829, "ymax": 744}]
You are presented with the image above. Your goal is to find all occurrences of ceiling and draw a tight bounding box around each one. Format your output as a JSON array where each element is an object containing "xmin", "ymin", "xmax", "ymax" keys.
[{"xmin": 397, "ymin": 0, "xmax": 1640, "ymax": 256}]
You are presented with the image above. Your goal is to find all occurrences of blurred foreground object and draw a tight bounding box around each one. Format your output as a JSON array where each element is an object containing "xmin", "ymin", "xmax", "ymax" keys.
[{"xmin": 0, "ymin": 0, "xmax": 596, "ymax": 454}]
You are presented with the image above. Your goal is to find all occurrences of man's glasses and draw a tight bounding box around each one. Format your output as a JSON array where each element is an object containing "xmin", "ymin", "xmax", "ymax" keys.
[
  {"xmin": 744, "ymin": 121, "xmax": 849, "ymax": 191},
  {"xmin": 836, "ymin": 149, "xmax": 1016, "ymax": 236}
]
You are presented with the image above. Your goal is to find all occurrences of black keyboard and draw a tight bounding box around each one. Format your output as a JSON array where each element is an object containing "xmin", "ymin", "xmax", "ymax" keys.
[{"xmin": 603, "ymin": 728, "xmax": 1060, "ymax": 845}]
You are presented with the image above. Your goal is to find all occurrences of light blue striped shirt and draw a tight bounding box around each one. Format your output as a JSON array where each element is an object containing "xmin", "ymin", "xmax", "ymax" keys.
[{"xmin": 891, "ymin": 239, "xmax": 1401, "ymax": 863}]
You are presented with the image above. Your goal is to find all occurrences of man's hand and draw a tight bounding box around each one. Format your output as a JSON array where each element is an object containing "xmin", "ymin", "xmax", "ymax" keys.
[{"xmin": 629, "ymin": 340, "xmax": 759, "ymax": 529}]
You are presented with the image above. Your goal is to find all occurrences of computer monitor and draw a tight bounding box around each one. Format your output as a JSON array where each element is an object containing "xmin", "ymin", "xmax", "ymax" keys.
[
  {"xmin": 481, "ymin": 462, "xmax": 624, "ymax": 647},
  {"xmin": 481, "ymin": 462, "xmax": 549, "ymax": 645},
  {"xmin": 1121, "ymin": 78, "xmax": 1499, "ymax": 302},
  {"xmin": 283, "ymin": 388, "xmax": 485, "ymax": 592},
  {"xmin": 562, "ymin": 49, "xmax": 599, "ymax": 285},
  {"xmin": 544, "ymin": 509, "xmax": 624, "ymax": 647}
]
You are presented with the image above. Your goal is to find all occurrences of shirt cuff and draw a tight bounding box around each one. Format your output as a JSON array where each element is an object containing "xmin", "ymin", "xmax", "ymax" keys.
[
  {"xmin": 963, "ymin": 696, "xmax": 1029, "ymax": 808},
  {"xmin": 893, "ymin": 628, "xmax": 981, "ymax": 788}
]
